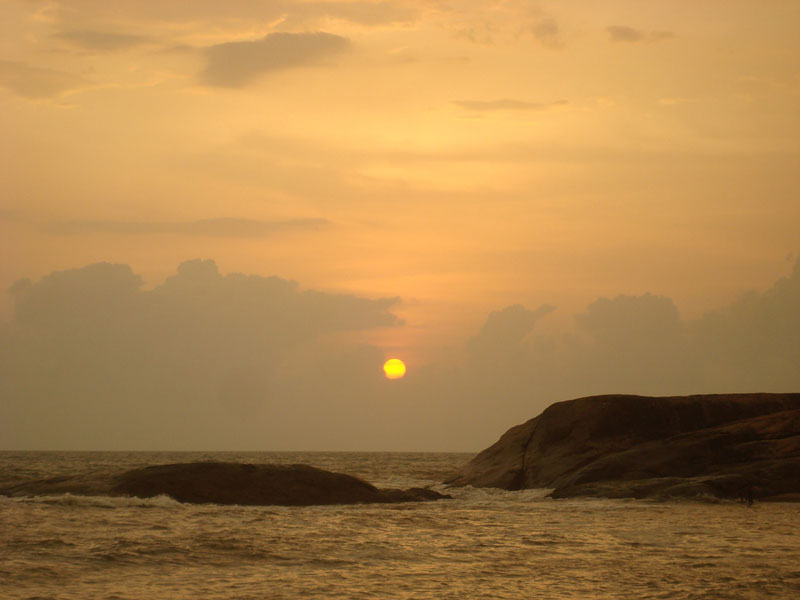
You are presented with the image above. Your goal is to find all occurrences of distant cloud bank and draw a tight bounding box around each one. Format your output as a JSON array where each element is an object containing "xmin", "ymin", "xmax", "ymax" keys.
[{"xmin": 2, "ymin": 257, "xmax": 798, "ymax": 451}]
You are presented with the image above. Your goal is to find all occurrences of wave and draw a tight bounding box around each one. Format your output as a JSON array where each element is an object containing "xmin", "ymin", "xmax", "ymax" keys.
[
  {"xmin": 432, "ymin": 484, "xmax": 555, "ymax": 504},
  {"xmin": 1, "ymin": 492, "xmax": 183, "ymax": 508}
]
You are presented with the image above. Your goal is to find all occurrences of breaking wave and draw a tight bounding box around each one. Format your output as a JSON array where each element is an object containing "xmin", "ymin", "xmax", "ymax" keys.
[{"xmin": 1, "ymin": 492, "xmax": 183, "ymax": 509}]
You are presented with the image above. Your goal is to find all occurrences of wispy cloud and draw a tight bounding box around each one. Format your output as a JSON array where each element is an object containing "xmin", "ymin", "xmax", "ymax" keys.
[
  {"xmin": 200, "ymin": 32, "xmax": 351, "ymax": 87},
  {"xmin": 0, "ymin": 60, "xmax": 86, "ymax": 98},
  {"xmin": 283, "ymin": 1, "xmax": 419, "ymax": 27},
  {"xmin": 453, "ymin": 99, "xmax": 567, "ymax": 112},
  {"xmin": 530, "ymin": 17, "xmax": 562, "ymax": 49},
  {"xmin": 53, "ymin": 30, "xmax": 153, "ymax": 52},
  {"xmin": 607, "ymin": 26, "xmax": 676, "ymax": 43},
  {"xmin": 49, "ymin": 217, "xmax": 330, "ymax": 237}
]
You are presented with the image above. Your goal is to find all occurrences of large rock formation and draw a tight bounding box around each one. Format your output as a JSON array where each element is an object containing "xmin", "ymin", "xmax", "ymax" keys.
[
  {"xmin": 1, "ymin": 462, "xmax": 450, "ymax": 506},
  {"xmin": 445, "ymin": 393, "xmax": 800, "ymax": 501}
]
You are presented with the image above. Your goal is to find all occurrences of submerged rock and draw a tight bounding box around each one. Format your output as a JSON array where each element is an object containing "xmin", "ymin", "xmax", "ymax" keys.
[
  {"xmin": 1, "ymin": 462, "xmax": 451, "ymax": 506},
  {"xmin": 445, "ymin": 393, "xmax": 800, "ymax": 501}
]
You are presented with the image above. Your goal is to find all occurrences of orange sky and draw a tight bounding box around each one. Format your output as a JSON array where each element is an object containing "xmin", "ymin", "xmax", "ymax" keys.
[{"xmin": 2, "ymin": 0, "xmax": 799, "ymax": 367}]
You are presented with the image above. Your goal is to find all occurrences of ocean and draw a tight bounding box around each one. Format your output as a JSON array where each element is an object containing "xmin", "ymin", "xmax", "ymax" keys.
[{"xmin": 1, "ymin": 451, "xmax": 798, "ymax": 599}]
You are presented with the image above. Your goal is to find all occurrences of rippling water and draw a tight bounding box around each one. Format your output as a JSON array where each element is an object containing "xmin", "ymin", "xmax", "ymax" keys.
[{"xmin": 2, "ymin": 452, "xmax": 799, "ymax": 599}]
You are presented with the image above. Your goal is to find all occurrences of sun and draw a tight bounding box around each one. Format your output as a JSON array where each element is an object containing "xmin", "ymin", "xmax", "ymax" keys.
[{"xmin": 383, "ymin": 358, "xmax": 407, "ymax": 380}]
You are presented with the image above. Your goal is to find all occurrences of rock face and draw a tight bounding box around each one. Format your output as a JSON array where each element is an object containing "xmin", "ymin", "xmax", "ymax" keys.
[
  {"xmin": 445, "ymin": 393, "xmax": 800, "ymax": 501},
  {"xmin": 1, "ymin": 462, "xmax": 450, "ymax": 506}
]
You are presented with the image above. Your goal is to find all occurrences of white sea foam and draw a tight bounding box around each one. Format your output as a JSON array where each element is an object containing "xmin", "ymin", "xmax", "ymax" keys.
[{"xmin": 438, "ymin": 484, "xmax": 555, "ymax": 504}]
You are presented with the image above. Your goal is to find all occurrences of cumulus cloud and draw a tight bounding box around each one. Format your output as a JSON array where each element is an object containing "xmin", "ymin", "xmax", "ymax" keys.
[
  {"xmin": 48, "ymin": 217, "xmax": 330, "ymax": 237},
  {"xmin": 691, "ymin": 258, "xmax": 800, "ymax": 390},
  {"xmin": 3, "ymin": 257, "xmax": 798, "ymax": 451},
  {"xmin": 463, "ymin": 258, "xmax": 800, "ymax": 429},
  {"xmin": 453, "ymin": 99, "xmax": 567, "ymax": 112},
  {"xmin": 607, "ymin": 26, "xmax": 676, "ymax": 43},
  {"xmin": 0, "ymin": 260, "xmax": 399, "ymax": 449},
  {"xmin": 468, "ymin": 304, "xmax": 554, "ymax": 359},
  {"xmin": 575, "ymin": 293, "xmax": 681, "ymax": 346},
  {"xmin": 0, "ymin": 60, "xmax": 86, "ymax": 98},
  {"xmin": 200, "ymin": 32, "xmax": 351, "ymax": 87},
  {"xmin": 53, "ymin": 30, "xmax": 152, "ymax": 52}
]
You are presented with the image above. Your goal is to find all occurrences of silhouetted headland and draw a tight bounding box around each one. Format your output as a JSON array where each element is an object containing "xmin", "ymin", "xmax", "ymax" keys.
[
  {"xmin": 446, "ymin": 393, "xmax": 800, "ymax": 501},
  {"xmin": 1, "ymin": 462, "xmax": 450, "ymax": 506}
]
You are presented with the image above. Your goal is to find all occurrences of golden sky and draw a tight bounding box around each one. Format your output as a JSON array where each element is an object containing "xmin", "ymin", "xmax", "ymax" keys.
[{"xmin": 1, "ymin": 1, "xmax": 800, "ymax": 450}]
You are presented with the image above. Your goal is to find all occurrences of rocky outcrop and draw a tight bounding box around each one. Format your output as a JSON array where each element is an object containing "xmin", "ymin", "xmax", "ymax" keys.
[
  {"xmin": 1, "ymin": 462, "xmax": 450, "ymax": 506},
  {"xmin": 445, "ymin": 393, "xmax": 800, "ymax": 501}
]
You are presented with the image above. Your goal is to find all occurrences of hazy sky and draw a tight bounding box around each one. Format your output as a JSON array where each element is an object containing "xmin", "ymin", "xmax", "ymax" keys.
[{"xmin": 1, "ymin": 1, "xmax": 799, "ymax": 450}]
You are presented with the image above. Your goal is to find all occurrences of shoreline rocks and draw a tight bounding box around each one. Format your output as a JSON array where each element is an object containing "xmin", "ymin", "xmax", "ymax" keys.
[
  {"xmin": 1, "ymin": 461, "xmax": 451, "ymax": 506},
  {"xmin": 445, "ymin": 393, "xmax": 800, "ymax": 501}
]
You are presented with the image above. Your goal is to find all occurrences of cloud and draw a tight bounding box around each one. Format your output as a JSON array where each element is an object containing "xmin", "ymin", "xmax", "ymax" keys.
[
  {"xmin": 285, "ymin": 1, "xmax": 419, "ymax": 27},
  {"xmin": 37, "ymin": 1, "xmax": 418, "ymax": 29},
  {"xmin": 0, "ymin": 60, "xmax": 86, "ymax": 98},
  {"xmin": 650, "ymin": 30, "xmax": 677, "ymax": 42},
  {"xmin": 1, "ymin": 260, "xmax": 400, "ymax": 449},
  {"xmin": 48, "ymin": 217, "xmax": 330, "ymax": 237},
  {"xmin": 607, "ymin": 26, "xmax": 676, "ymax": 43},
  {"xmin": 422, "ymin": 258, "xmax": 800, "ymax": 446},
  {"xmin": 692, "ymin": 257, "xmax": 800, "ymax": 390},
  {"xmin": 53, "ymin": 30, "xmax": 153, "ymax": 52},
  {"xmin": 200, "ymin": 31, "xmax": 351, "ymax": 87},
  {"xmin": 575, "ymin": 293, "xmax": 681, "ymax": 345},
  {"xmin": 3, "ymin": 256, "xmax": 798, "ymax": 451},
  {"xmin": 452, "ymin": 99, "xmax": 567, "ymax": 112},
  {"xmin": 468, "ymin": 304, "xmax": 554, "ymax": 359},
  {"xmin": 530, "ymin": 17, "xmax": 562, "ymax": 49},
  {"xmin": 607, "ymin": 25, "xmax": 644, "ymax": 43}
]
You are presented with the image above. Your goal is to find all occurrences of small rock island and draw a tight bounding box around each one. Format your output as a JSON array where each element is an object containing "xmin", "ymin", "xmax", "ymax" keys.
[
  {"xmin": 1, "ymin": 462, "xmax": 450, "ymax": 506},
  {"xmin": 446, "ymin": 393, "xmax": 800, "ymax": 501}
]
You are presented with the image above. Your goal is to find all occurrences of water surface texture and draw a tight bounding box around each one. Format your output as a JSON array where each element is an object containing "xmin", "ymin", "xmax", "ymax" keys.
[{"xmin": 2, "ymin": 452, "xmax": 798, "ymax": 599}]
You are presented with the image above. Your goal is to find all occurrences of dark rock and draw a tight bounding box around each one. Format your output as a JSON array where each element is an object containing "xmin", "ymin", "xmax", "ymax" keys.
[
  {"xmin": 445, "ymin": 393, "xmax": 800, "ymax": 501},
  {"xmin": 1, "ymin": 462, "xmax": 451, "ymax": 506}
]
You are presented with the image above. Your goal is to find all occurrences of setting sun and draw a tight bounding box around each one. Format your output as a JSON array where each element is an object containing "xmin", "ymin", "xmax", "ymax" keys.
[{"xmin": 383, "ymin": 358, "xmax": 407, "ymax": 380}]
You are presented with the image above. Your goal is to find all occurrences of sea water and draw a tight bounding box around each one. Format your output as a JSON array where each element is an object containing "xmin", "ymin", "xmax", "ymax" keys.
[{"xmin": 1, "ymin": 451, "xmax": 799, "ymax": 599}]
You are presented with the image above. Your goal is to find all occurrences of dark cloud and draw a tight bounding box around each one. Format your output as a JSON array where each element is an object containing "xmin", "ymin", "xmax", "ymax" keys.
[
  {"xmin": 453, "ymin": 99, "xmax": 567, "ymax": 112},
  {"xmin": 48, "ymin": 217, "xmax": 330, "ymax": 237},
  {"xmin": 200, "ymin": 32, "xmax": 351, "ymax": 87},
  {"xmin": 0, "ymin": 60, "xmax": 86, "ymax": 98},
  {"xmin": 607, "ymin": 26, "xmax": 676, "ymax": 43},
  {"xmin": 53, "ymin": 30, "xmax": 152, "ymax": 52}
]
